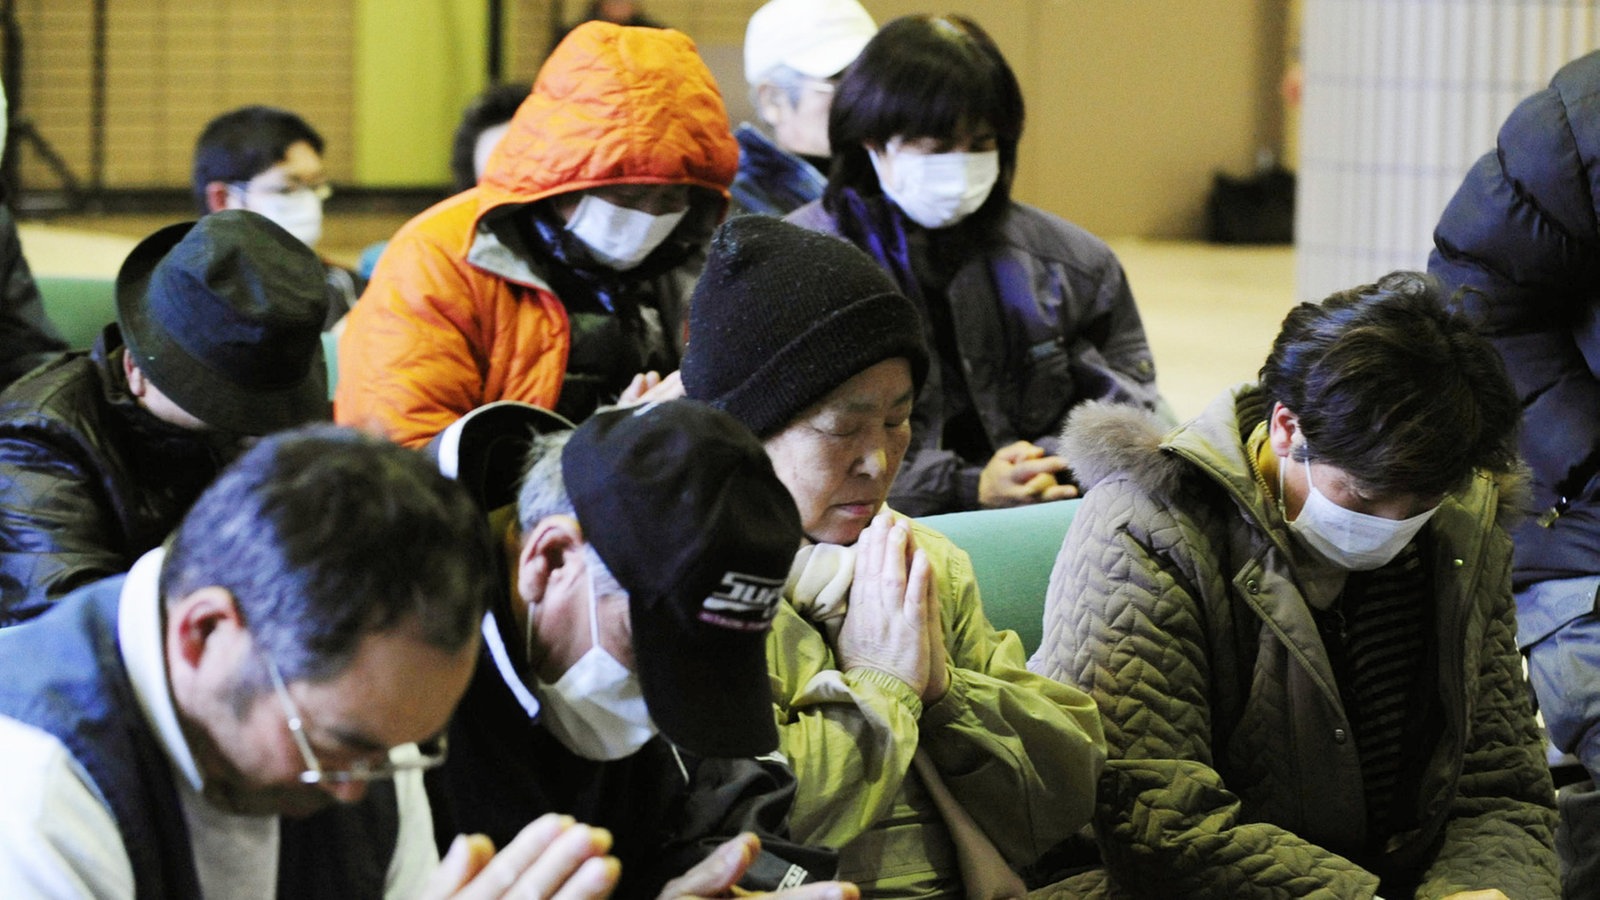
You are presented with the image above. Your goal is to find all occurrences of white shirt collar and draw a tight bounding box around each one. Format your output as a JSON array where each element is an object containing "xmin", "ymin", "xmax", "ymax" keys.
[
  {"xmin": 118, "ymin": 547, "xmax": 206, "ymax": 793},
  {"xmin": 481, "ymin": 611, "xmax": 541, "ymax": 720}
]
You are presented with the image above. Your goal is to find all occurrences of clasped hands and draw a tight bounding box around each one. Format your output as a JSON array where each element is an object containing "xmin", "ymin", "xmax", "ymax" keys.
[
  {"xmin": 422, "ymin": 815, "xmax": 857, "ymax": 900},
  {"xmin": 835, "ymin": 510, "xmax": 949, "ymax": 705}
]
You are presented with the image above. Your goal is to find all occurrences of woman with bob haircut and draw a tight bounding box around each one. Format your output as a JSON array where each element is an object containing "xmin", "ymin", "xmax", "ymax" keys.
[{"xmin": 789, "ymin": 13, "xmax": 1160, "ymax": 517}]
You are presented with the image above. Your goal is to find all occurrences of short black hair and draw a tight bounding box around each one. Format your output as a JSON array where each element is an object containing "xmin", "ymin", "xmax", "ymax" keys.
[
  {"xmin": 449, "ymin": 83, "xmax": 530, "ymax": 192},
  {"xmin": 823, "ymin": 14, "xmax": 1024, "ymax": 235},
  {"xmin": 1259, "ymin": 271, "xmax": 1520, "ymax": 497},
  {"xmin": 192, "ymin": 106, "xmax": 325, "ymax": 214},
  {"xmin": 160, "ymin": 425, "xmax": 495, "ymax": 683}
]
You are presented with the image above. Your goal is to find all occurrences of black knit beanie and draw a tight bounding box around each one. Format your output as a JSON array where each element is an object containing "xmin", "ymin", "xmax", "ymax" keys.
[{"xmin": 682, "ymin": 216, "xmax": 929, "ymax": 437}]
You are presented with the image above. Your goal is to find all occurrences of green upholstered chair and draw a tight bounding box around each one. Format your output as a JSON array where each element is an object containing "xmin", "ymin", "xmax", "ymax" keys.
[
  {"xmin": 35, "ymin": 276, "xmax": 117, "ymax": 350},
  {"xmin": 917, "ymin": 499, "xmax": 1080, "ymax": 657},
  {"xmin": 321, "ymin": 331, "xmax": 339, "ymax": 399}
]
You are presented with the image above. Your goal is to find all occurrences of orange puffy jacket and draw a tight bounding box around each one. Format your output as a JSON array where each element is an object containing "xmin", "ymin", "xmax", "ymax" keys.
[{"xmin": 336, "ymin": 21, "xmax": 737, "ymax": 447}]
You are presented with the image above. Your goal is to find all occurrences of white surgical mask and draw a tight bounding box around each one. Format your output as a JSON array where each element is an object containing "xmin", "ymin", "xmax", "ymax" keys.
[
  {"xmin": 1281, "ymin": 455, "xmax": 1437, "ymax": 571},
  {"xmin": 242, "ymin": 187, "xmax": 324, "ymax": 249},
  {"xmin": 869, "ymin": 139, "xmax": 999, "ymax": 229},
  {"xmin": 564, "ymin": 193, "xmax": 686, "ymax": 271},
  {"xmin": 532, "ymin": 566, "xmax": 657, "ymax": 760}
]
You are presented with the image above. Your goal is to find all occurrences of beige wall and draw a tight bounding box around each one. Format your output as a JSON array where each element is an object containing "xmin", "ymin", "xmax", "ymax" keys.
[{"xmin": 9, "ymin": 0, "xmax": 1287, "ymax": 238}]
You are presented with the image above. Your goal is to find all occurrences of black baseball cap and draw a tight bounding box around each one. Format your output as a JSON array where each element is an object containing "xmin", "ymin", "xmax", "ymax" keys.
[{"xmin": 564, "ymin": 400, "xmax": 802, "ymax": 758}]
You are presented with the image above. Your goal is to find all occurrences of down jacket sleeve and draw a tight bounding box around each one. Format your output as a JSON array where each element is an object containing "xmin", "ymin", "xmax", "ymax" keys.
[
  {"xmin": 1429, "ymin": 50, "xmax": 1600, "ymax": 583},
  {"xmin": 1034, "ymin": 477, "xmax": 1384, "ymax": 898},
  {"xmin": 334, "ymin": 203, "xmax": 569, "ymax": 449},
  {"xmin": 770, "ymin": 521, "xmax": 1103, "ymax": 867}
]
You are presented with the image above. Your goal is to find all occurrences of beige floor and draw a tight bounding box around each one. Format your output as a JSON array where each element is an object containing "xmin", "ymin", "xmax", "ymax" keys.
[{"xmin": 16, "ymin": 214, "xmax": 1297, "ymax": 423}]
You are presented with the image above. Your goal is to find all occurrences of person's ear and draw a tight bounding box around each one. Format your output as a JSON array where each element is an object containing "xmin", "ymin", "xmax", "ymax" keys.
[
  {"xmin": 1268, "ymin": 402, "xmax": 1301, "ymax": 458},
  {"xmin": 203, "ymin": 180, "xmax": 234, "ymax": 213},
  {"xmin": 754, "ymin": 83, "xmax": 789, "ymax": 129},
  {"xmin": 169, "ymin": 586, "xmax": 246, "ymax": 673},
  {"xmin": 515, "ymin": 515, "xmax": 583, "ymax": 605},
  {"xmin": 123, "ymin": 353, "xmax": 149, "ymax": 398}
]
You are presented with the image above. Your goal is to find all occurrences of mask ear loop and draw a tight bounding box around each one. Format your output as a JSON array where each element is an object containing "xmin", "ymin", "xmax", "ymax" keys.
[
  {"xmin": 585, "ymin": 556, "xmax": 603, "ymax": 651},
  {"xmin": 1277, "ymin": 441, "xmax": 1313, "ymax": 524}
]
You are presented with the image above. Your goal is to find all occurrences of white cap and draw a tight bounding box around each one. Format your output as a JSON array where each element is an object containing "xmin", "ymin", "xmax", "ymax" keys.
[{"xmin": 744, "ymin": 0, "xmax": 877, "ymax": 86}]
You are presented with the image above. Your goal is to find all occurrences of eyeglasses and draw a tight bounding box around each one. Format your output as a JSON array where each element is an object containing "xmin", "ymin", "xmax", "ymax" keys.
[
  {"xmin": 230, "ymin": 180, "xmax": 333, "ymax": 202},
  {"xmin": 263, "ymin": 653, "xmax": 448, "ymax": 785}
]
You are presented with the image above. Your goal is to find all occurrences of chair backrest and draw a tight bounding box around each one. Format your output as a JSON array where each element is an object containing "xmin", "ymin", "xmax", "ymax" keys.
[
  {"xmin": 321, "ymin": 331, "xmax": 338, "ymax": 399},
  {"xmin": 36, "ymin": 276, "xmax": 117, "ymax": 350},
  {"xmin": 916, "ymin": 499, "xmax": 1081, "ymax": 657}
]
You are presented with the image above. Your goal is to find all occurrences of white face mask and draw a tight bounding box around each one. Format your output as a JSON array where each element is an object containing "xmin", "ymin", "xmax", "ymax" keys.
[
  {"xmin": 869, "ymin": 139, "xmax": 999, "ymax": 229},
  {"xmin": 532, "ymin": 565, "xmax": 657, "ymax": 760},
  {"xmin": 564, "ymin": 193, "xmax": 686, "ymax": 271},
  {"xmin": 1281, "ymin": 455, "xmax": 1437, "ymax": 571},
  {"xmin": 241, "ymin": 187, "xmax": 324, "ymax": 249}
]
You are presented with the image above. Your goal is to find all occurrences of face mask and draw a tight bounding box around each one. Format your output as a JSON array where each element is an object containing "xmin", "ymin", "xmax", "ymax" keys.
[
  {"xmin": 240, "ymin": 187, "xmax": 324, "ymax": 249},
  {"xmin": 564, "ymin": 193, "xmax": 686, "ymax": 271},
  {"xmin": 532, "ymin": 565, "xmax": 657, "ymax": 760},
  {"xmin": 1281, "ymin": 454, "xmax": 1437, "ymax": 571},
  {"xmin": 869, "ymin": 139, "xmax": 999, "ymax": 229}
]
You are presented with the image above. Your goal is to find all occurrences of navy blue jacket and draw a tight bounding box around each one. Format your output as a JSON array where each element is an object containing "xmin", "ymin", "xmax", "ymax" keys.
[{"xmin": 1429, "ymin": 49, "xmax": 1600, "ymax": 588}]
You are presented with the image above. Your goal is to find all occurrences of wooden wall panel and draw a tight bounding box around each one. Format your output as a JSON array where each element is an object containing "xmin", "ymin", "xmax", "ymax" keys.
[{"xmin": 9, "ymin": 0, "xmax": 355, "ymax": 193}]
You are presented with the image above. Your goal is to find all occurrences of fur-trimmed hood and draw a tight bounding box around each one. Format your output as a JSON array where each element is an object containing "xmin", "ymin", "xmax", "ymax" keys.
[{"xmin": 1062, "ymin": 386, "xmax": 1532, "ymax": 534}]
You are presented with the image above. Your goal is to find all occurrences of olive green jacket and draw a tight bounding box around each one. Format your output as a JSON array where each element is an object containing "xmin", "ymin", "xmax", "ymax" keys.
[
  {"xmin": 1032, "ymin": 388, "xmax": 1558, "ymax": 898},
  {"xmin": 770, "ymin": 519, "xmax": 1105, "ymax": 898}
]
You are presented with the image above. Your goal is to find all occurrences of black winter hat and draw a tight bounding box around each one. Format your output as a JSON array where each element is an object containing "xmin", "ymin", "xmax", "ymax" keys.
[
  {"xmin": 681, "ymin": 216, "xmax": 928, "ymax": 437},
  {"xmin": 116, "ymin": 209, "xmax": 330, "ymax": 435}
]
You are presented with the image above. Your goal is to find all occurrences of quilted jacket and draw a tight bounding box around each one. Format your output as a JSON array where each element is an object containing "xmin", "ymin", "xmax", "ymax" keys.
[
  {"xmin": 771, "ymin": 517, "xmax": 1104, "ymax": 897},
  {"xmin": 0, "ymin": 330, "xmax": 227, "ymax": 625},
  {"xmin": 336, "ymin": 21, "xmax": 738, "ymax": 447},
  {"xmin": 1032, "ymin": 388, "xmax": 1559, "ymax": 898},
  {"xmin": 788, "ymin": 198, "xmax": 1158, "ymax": 516},
  {"xmin": 1429, "ymin": 49, "xmax": 1600, "ymax": 592}
]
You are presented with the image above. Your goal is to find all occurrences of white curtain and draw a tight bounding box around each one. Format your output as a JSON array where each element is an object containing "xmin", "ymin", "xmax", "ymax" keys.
[{"xmin": 1295, "ymin": 0, "xmax": 1600, "ymax": 302}]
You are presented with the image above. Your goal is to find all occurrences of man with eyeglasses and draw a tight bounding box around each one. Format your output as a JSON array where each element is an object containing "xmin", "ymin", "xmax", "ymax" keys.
[
  {"xmin": 0, "ymin": 426, "xmax": 625, "ymax": 898},
  {"xmin": 731, "ymin": 0, "xmax": 876, "ymax": 216},
  {"xmin": 193, "ymin": 105, "xmax": 361, "ymax": 333}
]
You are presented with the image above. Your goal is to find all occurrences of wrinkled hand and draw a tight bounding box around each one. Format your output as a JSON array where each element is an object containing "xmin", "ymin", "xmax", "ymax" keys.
[
  {"xmin": 657, "ymin": 833, "xmax": 858, "ymax": 900},
  {"xmin": 977, "ymin": 440, "xmax": 1077, "ymax": 508},
  {"xmin": 421, "ymin": 814, "xmax": 620, "ymax": 900},
  {"xmin": 836, "ymin": 511, "xmax": 945, "ymax": 703},
  {"xmin": 618, "ymin": 370, "xmax": 685, "ymax": 406},
  {"xmin": 1438, "ymin": 892, "xmax": 1510, "ymax": 900}
]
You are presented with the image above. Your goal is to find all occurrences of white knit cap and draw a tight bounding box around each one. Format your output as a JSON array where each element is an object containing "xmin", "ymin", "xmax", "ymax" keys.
[{"xmin": 743, "ymin": 0, "xmax": 876, "ymax": 85}]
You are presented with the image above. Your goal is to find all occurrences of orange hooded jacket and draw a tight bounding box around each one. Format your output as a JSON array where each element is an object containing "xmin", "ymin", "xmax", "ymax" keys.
[{"xmin": 336, "ymin": 22, "xmax": 737, "ymax": 447}]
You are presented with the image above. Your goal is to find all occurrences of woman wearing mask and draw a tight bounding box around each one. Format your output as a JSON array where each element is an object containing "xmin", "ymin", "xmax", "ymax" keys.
[
  {"xmin": 788, "ymin": 14, "xmax": 1160, "ymax": 516},
  {"xmin": 336, "ymin": 22, "xmax": 733, "ymax": 447}
]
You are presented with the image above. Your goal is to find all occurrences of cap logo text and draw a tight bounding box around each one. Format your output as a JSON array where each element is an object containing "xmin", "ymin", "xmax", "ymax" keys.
[{"xmin": 700, "ymin": 572, "xmax": 784, "ymax": 632}]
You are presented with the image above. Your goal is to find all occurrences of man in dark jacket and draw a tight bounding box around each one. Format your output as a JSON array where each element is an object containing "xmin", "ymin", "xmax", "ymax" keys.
[
  {"xmin": 0, "ymin": 209, "xmax": 330, "ymax": 625},
  {"xmin": 1430, "ymin": 48, "xmax": 1600, "ymax": 897},
  {"xmin": 428, "ymin": 399, "xmax": 843, "ymax": 900}
]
